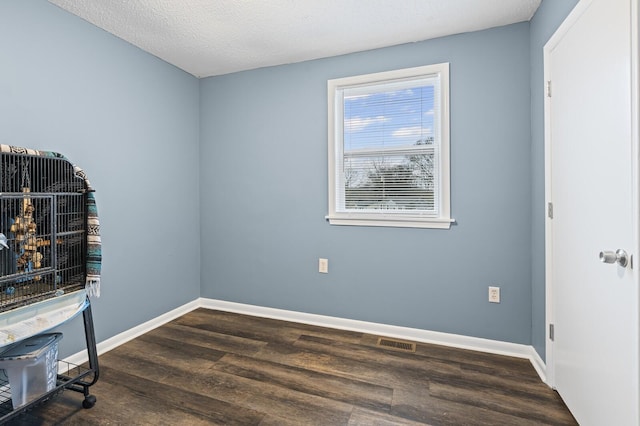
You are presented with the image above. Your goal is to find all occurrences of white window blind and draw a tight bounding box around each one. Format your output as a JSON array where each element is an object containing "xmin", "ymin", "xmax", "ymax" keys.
[{"xmin": 327, "ymin": 63, "xmax": 452, "ymax": 229}]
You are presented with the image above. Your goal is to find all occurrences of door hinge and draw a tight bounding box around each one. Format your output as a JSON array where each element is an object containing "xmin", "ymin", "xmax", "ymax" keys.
[
  {"xmin": 546, "ymin": 80, "xmax": 552, "ymax": 97},
  {"xmin": 549, "ymin": 323, "xmax": 555, "ymax": 341},
  {"xmin": 547, "ymin": 202, "xmax": 554, "ymax": 219}
]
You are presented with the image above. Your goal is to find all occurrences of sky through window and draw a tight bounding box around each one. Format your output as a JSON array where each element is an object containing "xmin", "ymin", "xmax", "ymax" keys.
[{"xmin": 343, "ymin": 85, "xmax": 435, "ymax": 151}]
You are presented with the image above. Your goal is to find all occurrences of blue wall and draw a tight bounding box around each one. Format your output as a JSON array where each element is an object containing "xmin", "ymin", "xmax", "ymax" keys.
[
  {"xmin": 0, "ymin": 0, "xmax": 579, "ymax": 360},
  {"xmin": 529, "ymin": 0, "xmax": 579, "ymax": 360},
  {"xmin": 200, "ymin": 23, "xmax": 535, "ymax": 344},
  {"xmin": 0, "ymin": 0, "xmax": 201, "ymax": 357}
]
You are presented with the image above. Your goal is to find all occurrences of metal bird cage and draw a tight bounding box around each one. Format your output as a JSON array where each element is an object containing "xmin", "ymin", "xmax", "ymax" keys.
[
  {"xmin": 0, "ymin": 153, "xmax": 87, "ymax": 311},
  {"xmin": 0, "ymin": 147, "xmax": 100, "ymax": 421}
]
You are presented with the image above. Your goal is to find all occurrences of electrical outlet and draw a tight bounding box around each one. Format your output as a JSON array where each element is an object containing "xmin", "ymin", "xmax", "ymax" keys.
[
  {"xmin": 319, "ymin": 258, "xmax": 328, "ymax": 273},
  {"xmin": 489, "ymin": 286, "xmax": 500, "ymax": 303}
]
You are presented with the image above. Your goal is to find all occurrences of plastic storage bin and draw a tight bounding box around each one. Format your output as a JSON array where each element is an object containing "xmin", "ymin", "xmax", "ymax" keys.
[{"xmin": 0, "ymin": 333, "xmax": 62, "ymax": 408}]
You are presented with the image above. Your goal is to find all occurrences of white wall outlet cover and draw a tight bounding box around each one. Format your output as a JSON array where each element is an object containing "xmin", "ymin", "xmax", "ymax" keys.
[
  {"xmin": 319, "ymin": 258, "xmax": 329, "ymax": 273},
  {"xmin": 489, "ymin": 286, "xmax": 500, "ymax": 303}
]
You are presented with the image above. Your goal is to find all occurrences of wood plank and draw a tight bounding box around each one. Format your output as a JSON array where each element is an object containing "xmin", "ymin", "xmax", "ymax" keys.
[
  {"xmin": 427, "ymin": 379, "xmax": 576, "ymax": 425},
  {"xmin": 256, "ymin": 339, "xmax": 436, "ymax": 390},
  {"xmin": 7, "ymin": 365, "xmax": 254, "ymax": 425},
  {"xmin": 214, "ymin": 353, "xmax": 394, "ymax": 412},
  {"xmin": 390, "ymin": 388, "xmax": 547, "ymax": 426},
  {"xmin": 100, "ymin": 349, "xmax": 355, "ymax": 425},
  {"xmin": 189, "ymin": 309, "xmax": 365, "ymax": 343},
  {"xmin": 176, "ymin": 308, "xmax": 364, "ymax": 346},
  {"xmin": 151, "ymin": 322, "xmax": 268, "ymax": 355},
  {"xmin": 294, "ymin": 334, "xmax": 562, "ymax": 403},
  {"xmin": 348, "ymin": 407, "xmax": 431, "ymax": 426}
]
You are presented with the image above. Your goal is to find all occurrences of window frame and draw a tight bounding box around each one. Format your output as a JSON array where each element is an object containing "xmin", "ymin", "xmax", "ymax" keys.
[{"xmin": 327, "ymin": 63, "xmax": 452, "ymax": 229}]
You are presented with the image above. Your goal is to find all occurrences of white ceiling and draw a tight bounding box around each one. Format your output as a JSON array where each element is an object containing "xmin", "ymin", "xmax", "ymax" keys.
[{"xmin": 48, "ymin": 0, "xmax": 542, "ymax": 78}]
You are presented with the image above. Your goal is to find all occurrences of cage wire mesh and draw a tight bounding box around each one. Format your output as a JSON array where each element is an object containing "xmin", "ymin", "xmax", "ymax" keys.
[{"xmin": 0, "ymin": 153, "xmax": 87, "ymax": 312}]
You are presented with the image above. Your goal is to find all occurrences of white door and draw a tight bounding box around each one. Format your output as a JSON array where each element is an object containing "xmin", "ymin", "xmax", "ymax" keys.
[{"xmin": 545, "ymin": 0, "xmax": 639, "ymax": 424}]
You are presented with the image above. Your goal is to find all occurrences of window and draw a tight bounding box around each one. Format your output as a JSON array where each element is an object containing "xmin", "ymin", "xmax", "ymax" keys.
[{"xmin": 327, "ymin": 63, "xmax": 452, "ymax": 229}]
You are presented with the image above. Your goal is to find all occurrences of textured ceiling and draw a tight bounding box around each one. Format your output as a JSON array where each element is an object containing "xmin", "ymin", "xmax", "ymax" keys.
[{"xmin": 48, "ymin": 0, "xmax": 542, "ymax": 78}]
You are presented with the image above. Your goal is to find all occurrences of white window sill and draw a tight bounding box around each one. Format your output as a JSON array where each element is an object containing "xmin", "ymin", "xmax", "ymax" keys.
[{"xmin": 325, "ymin": 215, "xmax": 455, "ymax": 229}]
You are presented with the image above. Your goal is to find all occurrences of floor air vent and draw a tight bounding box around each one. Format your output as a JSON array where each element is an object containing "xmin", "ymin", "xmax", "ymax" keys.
[{"xmin": 377, "ymin": 337, "xmax": 417, "ymax": 353}]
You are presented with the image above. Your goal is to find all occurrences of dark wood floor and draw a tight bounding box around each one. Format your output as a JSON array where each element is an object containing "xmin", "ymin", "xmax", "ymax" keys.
[{"xmin": 8, "ymin": 309, "xmax": 576, "ymax": 425}]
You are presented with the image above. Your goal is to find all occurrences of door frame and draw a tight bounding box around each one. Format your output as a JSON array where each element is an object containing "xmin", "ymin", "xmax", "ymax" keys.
[{"xmin": 543, "ymin": 0, "xmax": 640, "ymax": 401}]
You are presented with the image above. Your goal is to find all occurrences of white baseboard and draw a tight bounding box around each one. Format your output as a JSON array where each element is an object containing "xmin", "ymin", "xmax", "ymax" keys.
[
  {"xmin": 199, "ymin": 298, "xmax": 548, "ymax": 382},
  {"xmin": 530, "ymin": 346, "xmax": 547, "ymax": 384},
  {"xmin": 62, "ymin": 299, "xmax": 200, "ymax": 367},
  {"xmin": 62, "ymin": 297, "xmax": 548, "ymax": 383}
]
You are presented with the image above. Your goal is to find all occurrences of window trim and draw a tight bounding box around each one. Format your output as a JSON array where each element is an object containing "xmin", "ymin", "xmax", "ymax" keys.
[{"xmin": 327, "ymin": 63, "xmax": 453, "ymax": 229}]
